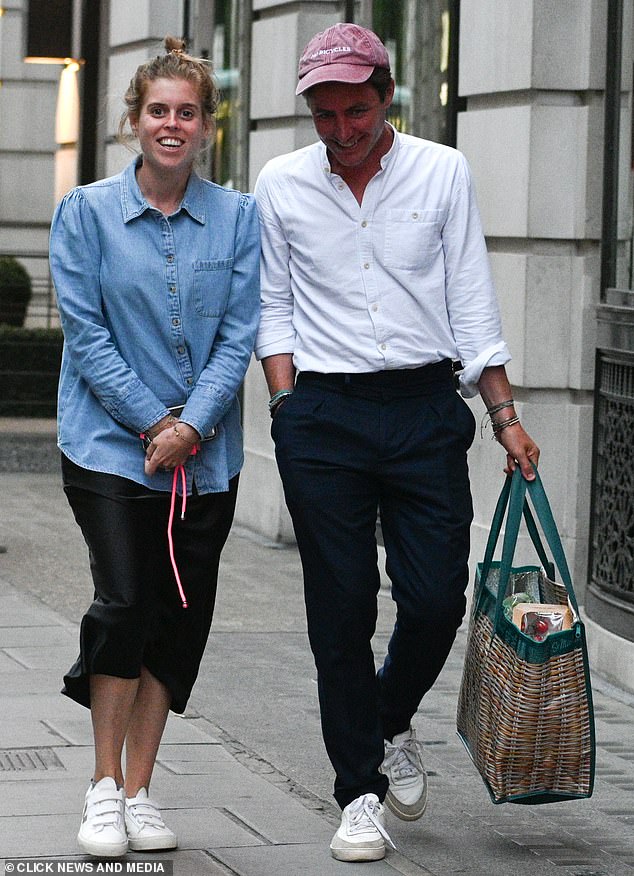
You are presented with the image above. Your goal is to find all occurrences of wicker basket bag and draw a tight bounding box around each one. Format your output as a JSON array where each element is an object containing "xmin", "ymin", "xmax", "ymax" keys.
[{"xmin": 456, "ymin": 467, "xmax": 595, "ymax": 805}]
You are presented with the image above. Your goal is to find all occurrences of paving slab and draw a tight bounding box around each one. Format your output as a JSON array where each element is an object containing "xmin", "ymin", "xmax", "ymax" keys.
[
  {"xmin": 3, "ymin": 643, "xmax": 79, "ymax": 670},
  {"xmin": 211, "ymin": 843, "xmax": 417, "ymax": 875},
  {"xmin": 0, "ymin": 813, "xmax": 82, "ymax": 857},
  {"xmin": 0, "ymin": 626, "xmax": 75, "ymax": 648},
  {"xmin": 0, "ymin": 717, "xmax": 71, "ymax": 749}
]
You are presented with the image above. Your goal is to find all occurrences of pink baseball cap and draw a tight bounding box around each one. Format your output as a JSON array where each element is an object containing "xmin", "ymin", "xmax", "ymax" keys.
[{"xmin": 296, "ymin": 23, "xmax": 390, "ymax": 96}]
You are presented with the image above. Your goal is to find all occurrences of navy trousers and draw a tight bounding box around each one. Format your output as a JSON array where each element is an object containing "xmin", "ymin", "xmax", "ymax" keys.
[{"xmin": 271, "ymin": 362, "xmax": 475, "ymax": 809}]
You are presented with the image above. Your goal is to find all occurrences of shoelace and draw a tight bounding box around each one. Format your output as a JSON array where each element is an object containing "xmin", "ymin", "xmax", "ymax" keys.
[
  {"xmin": 349, "ymin": 794, "xmax": 396, "ymax": 850},
  {"xmin": 168, "ymin": 464, "xmax": 188, "ymax": 608},
  {"xmin": 383, "ymin": 736, "xmax": 424, "ymax": 780}
]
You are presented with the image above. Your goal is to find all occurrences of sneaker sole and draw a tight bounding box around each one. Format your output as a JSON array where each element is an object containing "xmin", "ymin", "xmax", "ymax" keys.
[
  {"xmin": 384, "ymin": 789, "xmax": 427, "ymax": 821},
  {"xmin": 330, "ymin": 849, "xmax": 385, "ymax": 863},
  {"xmin": 128, "ymin": 836, "xmax": 178, "ymax": 851},
  {"xmin": 77, "ymin": 833, "xmax": 128, "ymax": 857},
  {"xmin": 330, "ymin": 844, "xmax": 386, "ymax": 862}
]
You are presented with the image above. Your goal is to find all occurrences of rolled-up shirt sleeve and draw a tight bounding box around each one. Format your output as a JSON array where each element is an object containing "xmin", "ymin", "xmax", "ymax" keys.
[
  {"xmin": 443, "ymin": 153, "xmax": 511, "ymax": 397},
  {"xmin": 253, "ymin": 167, "xmax": 296, "ymax": 360}
]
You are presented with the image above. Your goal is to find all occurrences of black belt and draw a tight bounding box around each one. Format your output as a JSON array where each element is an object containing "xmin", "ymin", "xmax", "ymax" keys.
[{"xmin": 297, "ymin": 359, "xmax": 458, "ymax": 396}]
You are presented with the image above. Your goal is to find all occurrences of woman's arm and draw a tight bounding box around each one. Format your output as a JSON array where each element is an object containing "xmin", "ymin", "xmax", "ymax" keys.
[
  {"xmin": 50, "ymin": 189, "xmax": 170, "ymax": 436},
  {"xmin": 173, "ymin": 193, "xmax": 261, "ymax": 440}
]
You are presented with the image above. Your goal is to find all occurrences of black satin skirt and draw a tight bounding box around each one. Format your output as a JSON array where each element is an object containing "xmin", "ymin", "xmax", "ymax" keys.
[{"xmin": 61, "ymin": 454, "xmax": 238, "ymax": 713}]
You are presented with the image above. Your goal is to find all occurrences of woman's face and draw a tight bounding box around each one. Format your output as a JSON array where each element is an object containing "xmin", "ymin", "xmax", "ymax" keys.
[{"xmin": 132, "ymin": 76, "xmax": 210, "ymax": 176}]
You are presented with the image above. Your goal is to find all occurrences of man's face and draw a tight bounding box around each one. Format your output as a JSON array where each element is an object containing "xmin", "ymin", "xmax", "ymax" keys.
[{"xmin": 307, "ymin": 80, "xmax": 394, "ymax": 172}]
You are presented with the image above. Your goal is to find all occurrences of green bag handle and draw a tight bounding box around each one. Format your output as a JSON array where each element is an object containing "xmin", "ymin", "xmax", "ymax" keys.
[
  {"xmin": 496, "ymin": 465, "xmax": 579, "ymax": 626},
  {"xmin": 480, "ymin": 471, "xmax": 555, "ymax": 588},
  {"xmin": 523, "ymin": 502, "xmax": 556, "ymax": 580}
]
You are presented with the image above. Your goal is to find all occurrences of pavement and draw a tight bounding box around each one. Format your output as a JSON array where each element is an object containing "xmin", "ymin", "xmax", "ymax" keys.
[{"xmin": 1, "ymin": 423, "xmax": 634, "ymax": 876}]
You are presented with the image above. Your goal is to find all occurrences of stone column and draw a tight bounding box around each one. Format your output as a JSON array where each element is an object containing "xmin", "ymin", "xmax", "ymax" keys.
[{"xmin": 456, "ymin": 0, "xmax": 622, "ymax": 594}]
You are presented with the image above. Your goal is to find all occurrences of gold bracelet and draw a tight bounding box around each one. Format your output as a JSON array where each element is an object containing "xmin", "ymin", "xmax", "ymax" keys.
[
  {"xmin": 147, "ymin": 415, "xmax": 177, "ymax": 441},
  {"xmin": 173, "ymin": 423, "xmax": 197, "ymax": 446}
]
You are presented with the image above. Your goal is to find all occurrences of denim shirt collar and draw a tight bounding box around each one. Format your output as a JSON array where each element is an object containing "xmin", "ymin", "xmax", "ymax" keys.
[{"xmin": 120, "ymin": 156, "xmax": 207, "ymax": 225}]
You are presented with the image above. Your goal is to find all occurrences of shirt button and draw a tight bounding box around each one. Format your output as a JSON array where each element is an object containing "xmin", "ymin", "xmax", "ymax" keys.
[
  {"xmin": 169, "ymin": 286, "xmax": 177, "ymax": 293},
  {"xmin": 172, "ymin": 318, "xmax": 180, "ymax": 326},
  {"xmin": 412, "ymin": 212, "xmax": 419, "ymax": 219},
  {"xmin": 338, "ymin": 183, "xmax": 344, "ymax": 190},
  {"xmin": 364, "ymin": 263, "xmax": 370, "ymax": 270},
  {"xmin": 167, "ymin": 255, "xmax": 174, "ymax": 263},
  {"xmin": 380, "ymin": 343, "xmax": 387, "ymax": 350},
  {"xmin": 361, "ymin": 220, "xmax": 368, "ymax": 228},
  {"xmin": 186, "ymin": 377, "xmax": 193, "ymax": 385},
  {"xmin": 372, "ymin": 304, "xmax": 378, "ymax": 312},
  {"xmin": 177, "ymin": 346, "xmax": 185, "ymax": 354}
]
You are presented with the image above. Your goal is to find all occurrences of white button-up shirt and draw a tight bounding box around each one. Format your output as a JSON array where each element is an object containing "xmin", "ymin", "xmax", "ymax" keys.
[{"xmin": 254, "ymin": 127, "xmax": 509, "ymax": 397}]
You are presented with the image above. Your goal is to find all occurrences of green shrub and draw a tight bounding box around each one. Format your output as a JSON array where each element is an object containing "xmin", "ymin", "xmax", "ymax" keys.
[
  {"xmin": 0, "ymin": 326, "xmax": 63, "ymax": 416},
  {"xmin": 0, "ymin": 256, "xmax": 33, "ymax": 327}
]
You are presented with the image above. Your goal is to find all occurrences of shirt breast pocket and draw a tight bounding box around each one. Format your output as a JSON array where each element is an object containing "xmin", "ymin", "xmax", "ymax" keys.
[
  {"xmin": 193, "ymin": 258, "xmax": 234, "ymax": 317},
  {"xmin": 383, "ymin": 209, "xmax": 443, "ymax": 272}
]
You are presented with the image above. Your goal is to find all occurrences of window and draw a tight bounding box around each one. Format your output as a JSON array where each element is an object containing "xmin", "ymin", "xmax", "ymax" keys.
[
  {"xmin": 187, "ymin": 0, "xmax": 250, "ymax": 190},
  {"xmin": 368, "ymin": 0, "xmax": 459, "ymax": 145}
]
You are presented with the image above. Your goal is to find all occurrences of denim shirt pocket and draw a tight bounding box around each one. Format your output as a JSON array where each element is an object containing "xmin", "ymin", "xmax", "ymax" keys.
[
  {"xmin": 383, "ymin": 209, "xmax": 444, "ymax": 272},
  {"xmin": 193, "ymin": 258, "xmax": 234, "ymax": 317}
]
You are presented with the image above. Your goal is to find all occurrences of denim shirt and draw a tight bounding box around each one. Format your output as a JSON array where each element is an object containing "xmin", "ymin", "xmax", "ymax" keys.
[{"xmin": 49, "ymin": 157, "xmax": 261, "ymax": 494}]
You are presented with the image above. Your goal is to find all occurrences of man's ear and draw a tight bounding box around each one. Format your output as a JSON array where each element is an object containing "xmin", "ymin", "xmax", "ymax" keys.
[{"xmin": 384, "ymin": 78, "xmax": 396, "ymax": 108}]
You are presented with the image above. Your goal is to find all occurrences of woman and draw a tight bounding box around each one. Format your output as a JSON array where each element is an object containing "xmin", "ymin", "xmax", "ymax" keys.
[{"xmin": 49, "ymin": 37, "xmax": 260, "ymax": 857}]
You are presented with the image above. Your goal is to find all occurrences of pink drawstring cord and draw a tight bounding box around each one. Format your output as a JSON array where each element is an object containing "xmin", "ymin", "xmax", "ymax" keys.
[
  {"xmin": 142, "ymin": 430, "xmax": 198, "ymax": 608},
  {"xmin": 168, "ymin": 464, "xmax": 189, "ymax": 608}
]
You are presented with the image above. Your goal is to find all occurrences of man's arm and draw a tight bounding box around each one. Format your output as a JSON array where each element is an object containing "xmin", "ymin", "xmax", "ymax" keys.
[
  {"xmin": 262, "ymin": 353, "xmax": 296, "ymax": 417},
  {"xmin": 477, "ymin": 365, "xmax": 540, "ymax": 481},
  {"xmin": 262, "ymin": 353, "xmax": 296, "ymax": 395}
]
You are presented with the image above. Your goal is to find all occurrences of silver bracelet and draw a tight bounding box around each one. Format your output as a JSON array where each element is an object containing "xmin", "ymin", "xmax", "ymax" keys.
[
  {"xmin": 491, "ymin": 415, "xmax": 521, "ymax": 435},
  {"xmin": 268, "ymin": 389, "xmax": 294, "ymax": 416},
  {"xmin": 480, "ymin": 400, "xmax": 517, "ymax": 439}
]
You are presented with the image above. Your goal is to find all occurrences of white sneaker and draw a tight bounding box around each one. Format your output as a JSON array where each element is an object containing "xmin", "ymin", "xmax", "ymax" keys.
[
  {"xmin": 125, "ymin": 787, "xmax": 177, "ymax": 851},
  {"xmin": 330, "ymin": 793, "xmax": 395, "ymax": 862},
  {"xmin": 77, "ymin": 776, "xmax": 127, "ymax": 857},
  {"xmin": 381, "ymin": 727, "xmax": 428, "ymax": 821}
]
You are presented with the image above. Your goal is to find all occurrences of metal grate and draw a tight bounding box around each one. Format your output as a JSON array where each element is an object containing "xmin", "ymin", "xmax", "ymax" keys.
[
  {"xmin": 591, "ymin": 356, "xmax": 634, "ymax": 605},
  {"xmin": 601, "ymin": 355, "xmax": 634, "ymax": 401},
  {"xmin": 0, "ymin": 748, "xmax": 65, "ymax": 772}
]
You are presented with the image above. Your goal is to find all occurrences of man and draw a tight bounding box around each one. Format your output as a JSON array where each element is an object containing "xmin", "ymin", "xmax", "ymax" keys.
[{"xmin": 254, "ymin": 23, "xmax": 539, "ymax": 863}]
